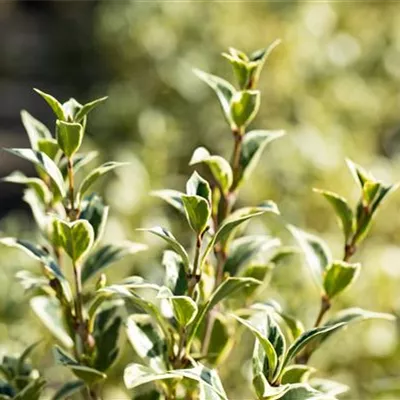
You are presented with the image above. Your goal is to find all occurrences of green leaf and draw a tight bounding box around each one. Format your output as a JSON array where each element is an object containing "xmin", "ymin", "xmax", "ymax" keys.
[
  {"xmin": 124, "ymin": 363, "xmax": 228, "ymax": 400},
  {"xmin": 34, "ymin": 88, "xmax": 66, "ymax": 120},
  {"xmin": 92, "ymin": 306, "xmax": 122, "ymax": 372},
  {"xmin": 182, "ymin": 195, "xmax": 211, "ymax": 235},
  {"xmin": 323, "ymin": 261, "xmax": 360, "ymax": 299},
  {"xmin": 162, "ymin": 250, "xmax": 188, "ymax": 296},
  {"xmin": 126, "ymin": 315, "xmax": 167, "ymax": 372},
  {"xmin": 77, "ymin": 162, "xmax": 128, "ymax": 202},
  {"xmin": 189, "ymin": 147, "xmax": 233, "ymax": 194},
  {"xmin": 232, "ymin": 315, "xmax": 278, "ymax": 381},
  {"xmin": 13, "ymin": 378, "xmax": 46, "ymax": 400},
  {"xmin": 79, "ymin": 193, "xmax": 109, "ymax": 247},
  {"xmin": 224, "ymin": 235, "xmax": 281, "ymax": 276},
  {"xmin": 53, "ymin": 346, "xmax": 106, "ymax": 384},
  {"xmin": 310, "ymin": 378, "xmax": 349, "ymax": 397},
  {"xmin": 277, "ymin": 383, "xmax": 335, "ymax": 400},
  {"xmin": 193, "ymin": 68, "xmax": 235, "ymax": 124},
  {"xmin": 319, "ymin": 307, "xmax": 395, "ymax": 345},
  {"xmin": 82, "ymin": 242, "xmax": 147, "ymax": 284},
  {"xmin": 4, "ymin": 148, "xmax": 65, "ymax": 197},
  {"xmin": 2, "ymin": 172, "xmax": 52, "ymax": 205},
  {"xmin": 62, "ymin": 98, "xmax": 82, "ymax": 121},
  {"xmin": 139, "ymin": 227, "xmax": 190, "ymax": 272},
  {"xmin": 314, "ymin": 189, "xmax": 355, "ymax": 243},
  {"xmin": 151, "ymin": 189, "xmax": 185, "ymax": 214},
  {"xmin": 281, "ymin": 323, "xmax": 345, "ymax": 371},
  {"xmin": 74, "ymin": 96, "xmax": 108, "ymax": 122},
  {"xmin": 52, "ymin": 219, "xmax": 94, "ymax": 263},
  {"xmin": 30, "ymin": 296, "xmax": 73, "ymax": 348},
  {"xmin": 186, "ymin": 171, "xmax": 212, "ymax": 204},
  {"xmin": 51, "ymin": 380, "xmax": 85, "ymax": 400},
  {"xmin": 346, "ymin": 159, "xmax": 372, "ymax": 188},
  {"xmin": 288, "ymin": 226, "xmax": 332, "ymax": 288},
  {"xmin": 230, "ymin": 90, "xmax": 260, "ymax": 128},
  {"xmin": 222, "ymin": 49, "xmax": 250, "ymax": 89},
  {"xmin": 158, "ymin": 288, "xmax": 198, "ymax": 327},
  {"xmin": 20, "ymin": 110, "xmax": 52, "ymax": 149},
  {"xmin": 201, "ymin": 203, "xmax": 279, "ymax": 267},
  {"xmin": 37, "ymin": 138, "xmax": 60, "ymax": 160},
  {"xmin": 55, "ymin": 120, "xmax": 84, "ymax": 158},
  {"xmin": 237, "ymin": 130, "xmax": 285, "ymax": 187},
  {"xmin": 281, "ymin": 365, "xmax": 315, "ymax": 385},
  {"xmin": 0, "ymin": 238, "xmax": 64, "ymax": 280},
  {"xmin": 187, "ymin": 277, "xmax": 261, "ymax": 348}
]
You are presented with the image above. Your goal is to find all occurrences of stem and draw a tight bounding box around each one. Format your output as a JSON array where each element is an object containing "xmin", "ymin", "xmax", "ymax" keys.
[
  {"xmin": 187, "ymin": 235, "xmax": 202, "ymax": 298},
  {"xmin": 67, "ymin": 158, "xmax": 75, "ymax": 215}
]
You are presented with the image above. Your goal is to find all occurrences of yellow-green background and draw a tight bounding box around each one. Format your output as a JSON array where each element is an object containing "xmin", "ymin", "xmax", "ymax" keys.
[{"xmin": 0, "ymin": 1, "xmax": 400, "ymax": 399}]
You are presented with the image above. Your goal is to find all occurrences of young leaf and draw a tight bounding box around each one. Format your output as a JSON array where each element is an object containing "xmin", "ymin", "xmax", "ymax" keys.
[
  {"xmin": 81, "ymin": 241, "xmax": 147, "ymax": 284},
  {"xmin": 158, "ymin": 288, "xmax": 198, "ymax": 327},
  {"xmin": 124, "ymin": 363, "xmax": 228, "ymax": 400},
  {"xmin": 314, "ymin": 189, "xmax": 355, "ymax": 243},
  {"xmin": 224, "ymin": 235, "xmax": 281, "ymax": 276},
  {"xmin": 151, "ymin": 189, "xmax": 185, "ymax": 214},
  {"xmin": 162, "ymin": 250, "xmax": 188, "ymax": 295},
  {"xmin": 186, "ymin": 171, "xmax": 212, "ymax": 204},
  {"xmin": 4, "ymin": 148, "xmax": 65, "ymax": 197},
  {"xmin": 77, "ymin": 161, "xmax": 128, "ymax": 202},
  {"xmin": 52, "ymin": 219, "xmax": 94, "ymax": 263},
  {"xmin": 126, "ymin": 315, "xmax": 167, "ymax": 372},
  {"xmin": 139, "ymin": 227, "xmax": 190, "ymax": 272},
  {"xmin": 193, "ymin": 68, "xmax": 235, "ymax": 124},
  {"xmin": 237, "ymin": 130, "xmax": 285, "ymax": 187},
  {"xmin": 20, "ymin": 110, "xmax": 52, "ymax": 149},
  {"xmin": 79, "ymin": 193, "xmax": 109, "ymax": 247},
  {"xmin": 51, "ymin": 380, "xmax": 85, "ymax": 400},
  {"xmin": 288, "ymin": 225, "xmax": 332, "ymax": 288},
  {"xmin": 62, "ymin": 98, "xmax": 82, "ymax": 121},
  {"xmin": 30, "ymin": 296, "xmax": 73, "ymax": 348},
  {"xmin": 56, "ymin": 120, "xmax": 84, "ymax": 158},
  {"xmin": 74, "ymin": 96, "xmax": 108, "ymax": 122},
  {"xmin": 323, "ymin": 261, "xmax": 360, "ymax": 299},
  {"xmin": 53, "ymin": 346, "xmax": 106, "ymax": 384},
  {"xmin": 0, "ymin": 238, "xmax": 64, "ymax": 280},
  {"xmin": 189, "ymin": 147, "xmax": 233, "ymax": 194},
  {"xmin": 222, "ymin": 49, "xmax": 250, "ymax": 89},
  {"xmin": 34, "ymin": 88, "xmax": 66, "ymax": 120},
  {"xmin": 232, "ymin": 314, "xmax": 278, "ymax": 381},
  {"xmin": 187, "ymin": 277, "xmax": 261, "ymax": 348},
  {"xmin": 182, "ymin": 195, "xmax": 211, "ymax": 235},
  {"xmin": 346, "ymin": 159, "xmax": 372, "ymax": 188},
  {"xmin": 201, "ymin": 203, "xmax": 279, "ymax": 267},
  {"xmin": 281, "ymin": 365, "xmax": 315, "ymax": 385},
  {"xmin": 2, "ymin": 171, "xmax": 52, "ymax": 205},
  {"xmin": 229, "ymin": 90, "xmax": 260, "ymax": 128}
]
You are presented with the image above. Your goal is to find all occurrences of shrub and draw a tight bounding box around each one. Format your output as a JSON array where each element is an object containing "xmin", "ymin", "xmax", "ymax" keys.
[{"xmin": 0, "ymin": 42, "xmax": 396, "ymax": 400}]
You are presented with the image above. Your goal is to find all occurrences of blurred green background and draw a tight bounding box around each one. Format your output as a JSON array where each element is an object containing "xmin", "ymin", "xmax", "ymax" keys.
[{"xmin": 1, "ymin": 1, "xmax": 400, "ymax": 399}]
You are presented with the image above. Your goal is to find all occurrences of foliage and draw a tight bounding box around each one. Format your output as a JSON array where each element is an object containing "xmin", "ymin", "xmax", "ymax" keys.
[{"xmin": 0, "ymin": 36, "xmax": 398, "ymax": 400}]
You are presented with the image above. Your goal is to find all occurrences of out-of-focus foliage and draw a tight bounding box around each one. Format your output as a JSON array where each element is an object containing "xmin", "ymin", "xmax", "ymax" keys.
[{"xmin": 1, "ymin": 1, "xmax": 400, "ymax": 399}]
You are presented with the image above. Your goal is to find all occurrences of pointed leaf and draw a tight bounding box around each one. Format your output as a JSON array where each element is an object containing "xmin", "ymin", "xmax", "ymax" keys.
[
  {"xmin": 56, "ymin": 120, "xmax": 84, "ymax": 157},
  {"xmin": 37, "ymin": 138, "xmax": 60, "ymax": 160},
  {"xmin": 34, "ymin": 88, "xmax": 66, "ymax": 120},
  {"xmin": 193, "ymin": 68, "xmax": 235, "ymax": 124},
  {"xmin": 151, "ymin": 189, "xmax": 185, "ymax": 214},
  {"xmin": 314, "ymin": 189, "xmax": 355, "ymax": 242},
  {"xmin": 4, "ymin": 148, "xmax": 65, "ymax": 197},
  {"xmin": 139, "ymin": 227, "xmax": 190, "ymax": 272},
  {"xmin": 124, "ymin": 363, "xmax": 227, "ymax": 400},
  {"xmin": 30, "ymin": 296, "xmax": 73, "ymax": 348},
  {"xmin": 186, "ymin": 171, "xmax": 211, "ymax": 204},
  {"xmin": 237, "ymin": 130, "xmax": 285, "ymax": 187},
  {"xmin": 78, "ymin": 162, "xmax": 128, "ymax": 202},
  {"xmin": 82, "ymin": 242, "xmax": 147, "ymax": 284},
  {"xmin": 20, "ymin": 110, "xmax": 52, "ymax": 149},
  {"xmin": 189, "ymin": 147, "xmax": 233, "ymax": 194},
  {"xmin": 74, "ymin": 96, "xmax": 108, "ymax": 122},
  {"xmin": 281, "ymin": 365, "xmax": 315, "ymax": 385},
  {"xmin": 323, "ymin": 261, "xmax": 360, "ymax": 299},
  {"xmin": 288, "ymin": 226, "xmax": 332, "ymax": 288},
  {"xmin": 162, "ymin": 250, "xmax": 188, "ymax": 295}
]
